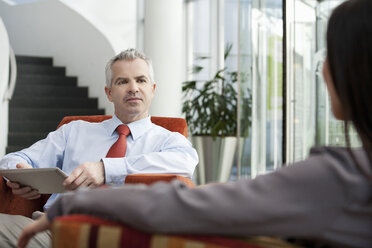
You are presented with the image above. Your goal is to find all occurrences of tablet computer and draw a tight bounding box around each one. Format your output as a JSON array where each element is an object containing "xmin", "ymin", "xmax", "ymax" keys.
[{"xmin": 0, "ymin": 168, "xmax": 68, "ymax": 194}]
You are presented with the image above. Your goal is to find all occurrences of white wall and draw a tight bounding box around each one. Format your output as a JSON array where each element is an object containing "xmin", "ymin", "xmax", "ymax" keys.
[
  {"xmin": 1, "ymin": 0, "xmax": 187, "ymax": 118},
  {"xmin": 0, "ymin": 0, "xmax": 117, "ymax": 114},
  {"xmin": 60, "ymin": 0, "xmax": 137, "ymax": 54},
  {"xmin": 0, "ymin": 17, "xmax": 10, "ymax": 157}
]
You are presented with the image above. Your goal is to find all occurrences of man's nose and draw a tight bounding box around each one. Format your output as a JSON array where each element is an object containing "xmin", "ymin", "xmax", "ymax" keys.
[{"xmin": 127, "ymin": 81, "xmax": 139, "ymax": 93}]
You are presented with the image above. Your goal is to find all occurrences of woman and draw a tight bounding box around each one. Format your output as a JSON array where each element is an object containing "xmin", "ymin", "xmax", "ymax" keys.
[{"xmin": 18, "ymin": 0, "xmax": 372, "ymax": 247}]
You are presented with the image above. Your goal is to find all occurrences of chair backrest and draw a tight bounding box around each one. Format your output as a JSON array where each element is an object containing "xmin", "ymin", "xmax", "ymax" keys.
[{"xmin": 57, "ymin": 115, "xmax": 188, "ymax": 137}]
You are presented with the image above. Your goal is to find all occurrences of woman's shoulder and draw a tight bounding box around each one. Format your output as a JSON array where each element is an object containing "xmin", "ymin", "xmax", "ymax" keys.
[
  {"xmin": 306, "ymin": 146, "xmax": 371, "ymax": 199},
  {"xmin": 309, "ymin": 146, "xmax": 371, "ymax": 174}
]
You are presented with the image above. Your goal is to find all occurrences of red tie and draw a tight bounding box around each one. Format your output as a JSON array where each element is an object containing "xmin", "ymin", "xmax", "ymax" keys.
[{"xmin": 106, "ymin": 124, "xmax": 130, "ymax": 158}]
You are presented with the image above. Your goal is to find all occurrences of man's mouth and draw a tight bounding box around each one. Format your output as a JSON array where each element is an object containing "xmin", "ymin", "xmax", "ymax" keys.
[{"xmin": 126, "ymin": 97, "xmax": 141, "ymax": 102}]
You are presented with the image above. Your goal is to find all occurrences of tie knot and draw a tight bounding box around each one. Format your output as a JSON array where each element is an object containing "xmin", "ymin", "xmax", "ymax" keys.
[{"xmin": 116, "ymin": 124, "xmax": 130, "ymax": 136}]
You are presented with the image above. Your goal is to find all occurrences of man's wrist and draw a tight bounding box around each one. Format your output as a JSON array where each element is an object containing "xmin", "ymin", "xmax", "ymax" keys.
[{"xmin": 100, "ymin": 157, "xmax": 128, "ymax": 185}]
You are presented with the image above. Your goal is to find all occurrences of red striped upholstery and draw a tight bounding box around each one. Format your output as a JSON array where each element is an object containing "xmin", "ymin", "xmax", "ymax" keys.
[{"xmin": 52, "ymin": 215, "xmax": 291, "ymax": 248}]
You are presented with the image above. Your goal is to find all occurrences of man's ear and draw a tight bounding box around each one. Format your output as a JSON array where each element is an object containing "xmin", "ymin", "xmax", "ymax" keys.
[
  {"xmin": 105, "ymin": 87, "xmax": 113, "ymax": 102},
  {"xmin": 152, "ymin": 83, "xmax": 156, "ymax": 94}
]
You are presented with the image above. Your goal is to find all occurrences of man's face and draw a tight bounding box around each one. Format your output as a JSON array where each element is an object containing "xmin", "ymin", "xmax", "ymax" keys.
[{"xmin": 105, "ymin": 59, "xmax": 156, "ymax": 123}]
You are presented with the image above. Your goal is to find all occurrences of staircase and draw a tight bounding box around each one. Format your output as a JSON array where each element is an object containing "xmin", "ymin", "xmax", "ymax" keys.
[{"xmin": 6, "ymin": 55, "xmax": 105, "ymax": 154}]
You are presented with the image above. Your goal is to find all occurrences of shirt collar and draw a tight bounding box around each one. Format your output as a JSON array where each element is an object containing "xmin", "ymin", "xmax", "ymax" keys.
[
  {"xmin": 105, "ymin": 115, "xmax": 123, "ymax": 136},
  {"xmin": 105, "ymin": 115, "xmax": 152, "ymax": 140}
]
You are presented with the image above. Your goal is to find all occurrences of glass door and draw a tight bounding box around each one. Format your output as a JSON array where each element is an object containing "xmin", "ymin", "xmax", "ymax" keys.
[
  {"xmin": 238, "ymin": 0, "xmax": 284, "ymax": 178},
  {"xmin": 286, "ymin": 0, "xmax": 317, "ymax": 163},
  {"xmin": 285, "ymin": 0, "xmax": 360, "ymax": 164}
]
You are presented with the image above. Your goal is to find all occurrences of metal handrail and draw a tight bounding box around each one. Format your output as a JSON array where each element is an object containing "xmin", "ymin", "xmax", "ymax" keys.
[{"xmin": 3, "ymin": 46, "xmax": 17, "ymax": 101}]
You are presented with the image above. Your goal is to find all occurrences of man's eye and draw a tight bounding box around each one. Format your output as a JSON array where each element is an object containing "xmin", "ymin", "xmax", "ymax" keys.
[
  {"xmin": 118, "ymin": 80, "xmax": 127, "ymax": 84},
  {"xmin": 138, "ymin": 79, "xmax": 146, "ymax": 83}
]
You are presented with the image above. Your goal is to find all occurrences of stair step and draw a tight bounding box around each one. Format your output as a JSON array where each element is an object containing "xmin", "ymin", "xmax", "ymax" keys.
[
  {"xmin": 9, "ymin": 120, "xmax": 60, "ymax": 133},
  {"xmin": 16, "ymin": 75, "xmax": 77, "ymax": 86},
  {"xmin": 10, "ymin": 108, "xmax": 105, "ymax": 121},
  {"xmin": 10, "ymin": 97, "xmax": 98, "ymax": 109},
  {"xmin": 8, "ymin": 54, "xmax": 106, "ymax": 151},
  {"xmin": 17, "ymin": 64, "xmax": 65, "ymax": 76},
  {"xmin": 15, "ymin": 55, "xmax": 53, "ymax": 66},
  {"xmin": 8, "ymin": 132, "xmax": 49, "ymax": 147},
  {"xmin": 14, "ymin": 85, "xmax": 88, "ymax": 97},
  {"xmin": 6, "ymin": 146, "xmax": 27, "ymax": 154}
]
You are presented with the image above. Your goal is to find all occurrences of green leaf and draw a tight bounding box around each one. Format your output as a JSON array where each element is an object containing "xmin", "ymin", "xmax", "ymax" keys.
[
  {"xmin": 196, "ymin": 56, "xmax": 210, "ymax": 60},
  {"xmin": 181, "ymin": 42, "xmax": 252, "ymax": 138},
  {"xmin": 192, "ymin": 65, "xmax": 204, "ymax": 74},
  {"xmin": 224, "ymin": 43, "xmax": 233, "ymax": 60}
]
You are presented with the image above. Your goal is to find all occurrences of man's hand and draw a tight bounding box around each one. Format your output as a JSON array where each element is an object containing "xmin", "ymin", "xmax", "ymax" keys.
[
  {"xmin": 63, "ymin": 161, "xmax": 105, "ymax": 190},
  {"xmin": 17, "ymin": 214, "xmax": 51, "ymax": 248},
  {"xmin": 6, "ymin": 163, "xmax": 41, "ymax": 200}
]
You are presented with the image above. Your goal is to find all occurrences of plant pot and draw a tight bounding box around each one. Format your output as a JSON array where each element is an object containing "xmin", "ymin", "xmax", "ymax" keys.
[{"xmin": 192, "ymin": 136, "xmax": 237, "ymax": 185}]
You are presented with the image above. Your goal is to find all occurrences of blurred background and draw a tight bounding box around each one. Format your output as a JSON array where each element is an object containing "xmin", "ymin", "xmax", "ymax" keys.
[{"xmin": 1, "ymin": 0, "xmax": 358, "ymax": 185}]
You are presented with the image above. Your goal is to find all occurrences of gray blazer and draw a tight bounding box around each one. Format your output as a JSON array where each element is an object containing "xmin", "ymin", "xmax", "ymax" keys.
[{"xmin": 48, "ymin": 147, "xmax": 372, "ymax": 248}]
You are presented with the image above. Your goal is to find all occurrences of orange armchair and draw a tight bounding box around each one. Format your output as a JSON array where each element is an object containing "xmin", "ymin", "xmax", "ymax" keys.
[{"xmin": 0, "ymin": 115, "xmax": 194, "ymax": 218}]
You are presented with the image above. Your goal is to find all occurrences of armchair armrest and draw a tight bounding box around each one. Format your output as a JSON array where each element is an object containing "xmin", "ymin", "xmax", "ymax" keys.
[
  {"xmin": 52, "ymin": 215, "xmax": 266, "ymax": 248},
  {"xmin": 0, "ymin": 173, "xmax": 193, "ymax": 217},
  {"xmin": 125, "ymin": 174, "xmax": 195, "ymax": 188},
  {"xmin": 0, "ymin": 175, "xmax": 47, "ymax": 217},
  {"xmin": 50, "ymin": 177, "xmax": 303, "ymax": 248}
]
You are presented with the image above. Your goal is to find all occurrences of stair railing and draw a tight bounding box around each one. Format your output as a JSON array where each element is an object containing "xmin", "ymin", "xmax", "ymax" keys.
[{"xmin": 3, "ymin": 46, "xmax": 17, "ymax": 101}]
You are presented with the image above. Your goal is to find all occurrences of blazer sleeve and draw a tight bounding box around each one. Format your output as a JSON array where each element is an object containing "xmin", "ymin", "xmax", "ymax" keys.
[{"xmin": 47, "ymin": 147, "xmax": 352, "ymax": 237}]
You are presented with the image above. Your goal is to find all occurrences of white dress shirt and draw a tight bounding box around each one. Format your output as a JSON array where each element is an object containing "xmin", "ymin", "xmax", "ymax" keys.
[{"xmin": 0, "ymin": 115, "xmax": 198, "ymax": 209}]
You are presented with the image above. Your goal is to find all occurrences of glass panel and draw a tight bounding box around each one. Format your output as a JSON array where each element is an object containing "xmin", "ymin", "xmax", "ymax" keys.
[
  {"xmin": 287, "ymin": 0, "xmax": 360, "ymax": 163},
  {"xmin": 238, "ymin": 0, "xmax": 283, "ymax": 178},
  {"xmin": 291, "ymin": 0, "xmax": 316, "ymax": 162},
  {"xmin": 184, "ymin": 0, "xmax": 212, "ymax": 141},
  {"xmin": 237, "ymin": 0, "xmax": 253, "ymax": 179},
  {"xmin": 189, "ymin": 0, "xmax": 211, "ymax": 81},
  {"xmin": 136, "ymin": 0, "xmax": 145, "ymax": 51},
  {"xmin": 224, "ymin": 0, "xmax": 239, "ymax": 72},
  {"xmin": 187, "ymin": 0, "xmax": 360, "ymax": 183},
  {"xmin": 188, "ymin": 0, "xmax": 284, "ymax": 181}
]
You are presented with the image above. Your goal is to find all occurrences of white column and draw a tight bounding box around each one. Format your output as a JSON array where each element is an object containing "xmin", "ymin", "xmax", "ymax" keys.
[
  {"xmin": 144, "ymin": 0, "xmax": 184, "ymax": 117},
  {"xmin": 0, "ymin": 17, "xmax": 9, "ymax": 157}
]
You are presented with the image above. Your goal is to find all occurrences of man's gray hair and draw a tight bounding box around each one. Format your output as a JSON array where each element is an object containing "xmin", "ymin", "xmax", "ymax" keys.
[{"xmin": 105, "ymin": 48, "xmax": 154, "ymax": 88}]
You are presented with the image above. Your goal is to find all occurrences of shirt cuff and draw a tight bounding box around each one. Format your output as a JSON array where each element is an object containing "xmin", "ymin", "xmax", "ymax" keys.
[
  {"xmin": 101, "ymin": 157, "xmax": 128, "ymax": 185},
  {"xmin": 0, "ymin": 156, "xmax": 23, "ymax": 170}
]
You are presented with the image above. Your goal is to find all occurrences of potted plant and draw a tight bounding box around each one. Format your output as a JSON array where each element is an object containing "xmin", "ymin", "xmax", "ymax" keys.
[{"xmin": 182, "ymin": 44, "xmax": 252, "ymax": 184}]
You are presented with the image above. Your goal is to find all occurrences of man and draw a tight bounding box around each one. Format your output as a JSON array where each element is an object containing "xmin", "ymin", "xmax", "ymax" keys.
[{"xmin": 0, "ymin": 48, "xmax": 198, "ymax": 247}]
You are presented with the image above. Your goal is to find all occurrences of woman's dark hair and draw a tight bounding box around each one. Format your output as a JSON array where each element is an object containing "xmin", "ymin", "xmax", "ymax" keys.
[{"xmin": 326, "ymin": 0, "xmax": 372, "ymax": 180}]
